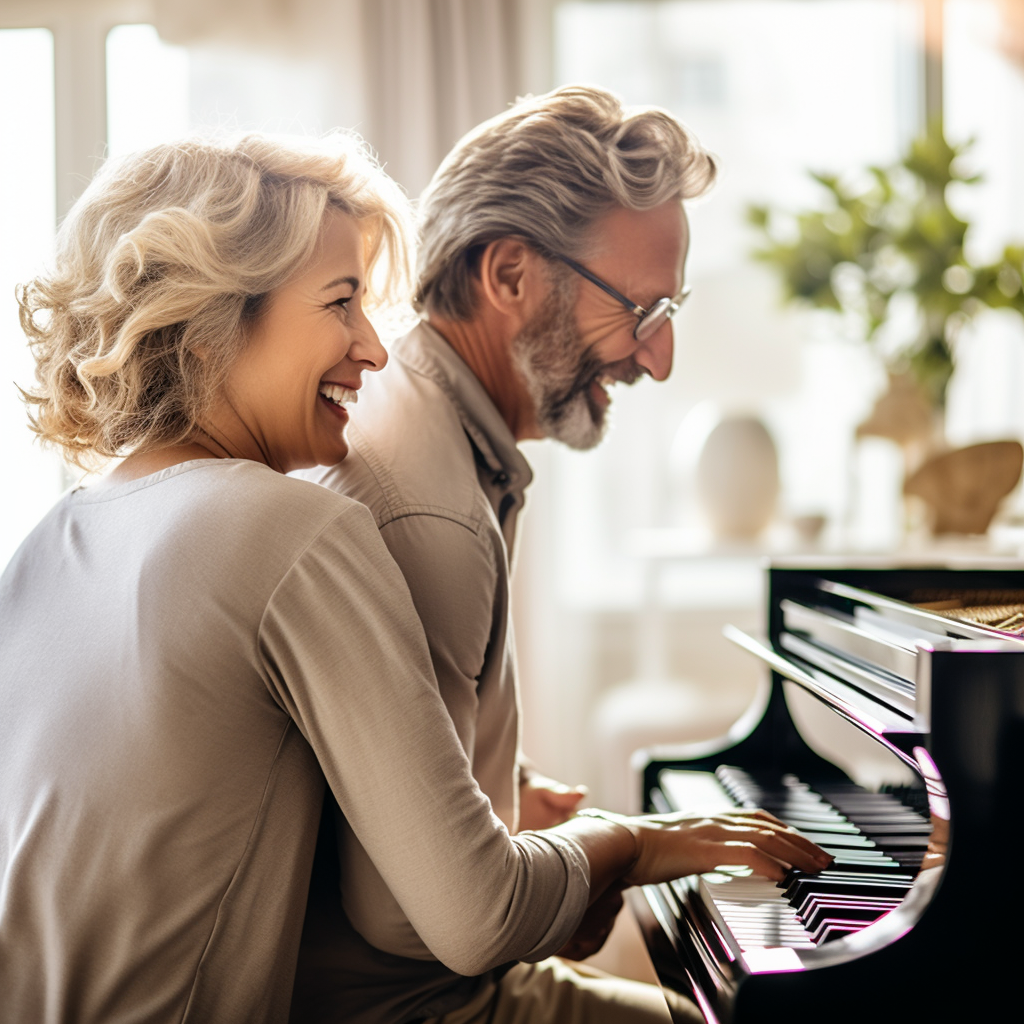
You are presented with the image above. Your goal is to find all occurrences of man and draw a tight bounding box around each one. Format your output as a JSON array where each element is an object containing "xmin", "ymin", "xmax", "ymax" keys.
[{"xmin": 299, "ymin": 85, "xmax": 714, "ymax": 1023}]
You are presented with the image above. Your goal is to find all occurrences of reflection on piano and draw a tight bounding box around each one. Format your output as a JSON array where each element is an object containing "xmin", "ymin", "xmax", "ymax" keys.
[{"xmin": 630, "ymin": 562, "xmax": 1024, "ymax": 1023}]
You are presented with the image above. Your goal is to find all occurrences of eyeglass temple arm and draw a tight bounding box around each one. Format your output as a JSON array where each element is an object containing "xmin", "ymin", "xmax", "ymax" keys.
[{"xmin": 553, "ymin": 254, "xmax": 646, "ymax": 317}]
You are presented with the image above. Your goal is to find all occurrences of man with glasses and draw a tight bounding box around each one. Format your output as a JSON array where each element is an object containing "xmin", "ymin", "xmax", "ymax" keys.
[{"xmin": 298, "ymin": 85, "xmax": 713, "ymax": 1024}]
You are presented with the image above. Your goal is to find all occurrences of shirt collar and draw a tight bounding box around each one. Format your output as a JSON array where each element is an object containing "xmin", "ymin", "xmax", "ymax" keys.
[{"xmin": 393, "ymin": 321, "xmax": 534, "ymax": 494}]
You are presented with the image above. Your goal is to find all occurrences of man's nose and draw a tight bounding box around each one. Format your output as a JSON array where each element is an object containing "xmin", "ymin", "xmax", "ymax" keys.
[{"xmin": 634, "ymin": 321, "xmax": 674, "ymax": 381}]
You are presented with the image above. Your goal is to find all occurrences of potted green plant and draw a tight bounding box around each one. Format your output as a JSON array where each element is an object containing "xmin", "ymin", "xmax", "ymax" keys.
[
  {"xmin": 749, "ymin": 124, "xmax": 1024, "ymax": 534},
  {"xmin": 748, "ymin": 121, "xmax": 1024, "ymax": 421}
]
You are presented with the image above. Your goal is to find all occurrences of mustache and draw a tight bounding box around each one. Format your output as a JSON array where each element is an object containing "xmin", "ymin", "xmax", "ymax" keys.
[
  {"xmin": 600, "ymin": 358, "xmax": 646, "ymax": 388},
  {"xmin": 547, "ymin": 356, "xmax": 646, "ymax": 419}
]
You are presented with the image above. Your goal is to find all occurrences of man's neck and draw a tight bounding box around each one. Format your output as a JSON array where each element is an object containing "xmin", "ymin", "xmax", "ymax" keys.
[{"xmin": 425, "ymin": 313, "xmax": 542, "ymax": 442}]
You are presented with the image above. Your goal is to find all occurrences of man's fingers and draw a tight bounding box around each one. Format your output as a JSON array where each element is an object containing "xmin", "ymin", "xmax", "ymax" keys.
[
  {"xmin": 546, "ymin": 787, "xmax": 588, "ymax": 808},
  {"xmin": 525, "ymin": 776, "xmax": 588, "ymax": 798}
]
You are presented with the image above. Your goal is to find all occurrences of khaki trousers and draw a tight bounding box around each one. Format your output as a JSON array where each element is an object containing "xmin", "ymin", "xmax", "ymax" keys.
[{"xmin": 422, "ymin": 958, "xmax": 703, "ymax": 1024}]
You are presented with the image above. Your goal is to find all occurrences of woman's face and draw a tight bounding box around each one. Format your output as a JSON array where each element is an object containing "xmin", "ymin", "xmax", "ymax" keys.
[{"xmin": 215, "ymin": 209, "xmax": 387, "ymax": 474}]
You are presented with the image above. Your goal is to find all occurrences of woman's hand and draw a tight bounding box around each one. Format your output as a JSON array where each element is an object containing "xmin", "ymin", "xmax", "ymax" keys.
[
  {"xmin": 619, "ymin": 809, "xmax": 833, "ymax": 886},
  {"xmin": 558, "ymin": 807, "xmax": 833, "ymax": 904}
]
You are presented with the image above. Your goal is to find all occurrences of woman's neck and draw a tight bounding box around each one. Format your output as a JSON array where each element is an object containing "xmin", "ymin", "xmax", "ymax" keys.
[{"xmin": 101, "ymin": 441, "xmax": 222, "ymax": 486}]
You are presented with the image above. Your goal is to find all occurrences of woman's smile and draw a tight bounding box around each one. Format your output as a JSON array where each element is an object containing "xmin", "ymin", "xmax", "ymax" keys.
[{"xmin": 318, "ymin": 381, "xmax": 360, "ymax": 424}]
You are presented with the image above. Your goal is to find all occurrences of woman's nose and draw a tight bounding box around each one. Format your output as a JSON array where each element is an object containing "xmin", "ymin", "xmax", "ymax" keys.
[{"xmin": 352, "ymin": 316, "xmax": 388, "ymax": 372}]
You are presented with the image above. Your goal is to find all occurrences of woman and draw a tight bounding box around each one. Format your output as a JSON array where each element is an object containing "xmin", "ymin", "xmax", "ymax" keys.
[{"xmin": 0, "ymin": 133, "xmax": 828, "ymax": 1023}]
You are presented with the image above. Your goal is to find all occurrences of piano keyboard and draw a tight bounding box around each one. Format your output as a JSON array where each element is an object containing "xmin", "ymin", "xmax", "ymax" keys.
[{"xmin": 657, "ymin": 766, "xmax": 931, "ymax": 965}]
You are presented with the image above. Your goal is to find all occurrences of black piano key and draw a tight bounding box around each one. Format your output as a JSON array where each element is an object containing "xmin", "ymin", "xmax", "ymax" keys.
[
  {"xmin": 785, "ymin": 869, "xmax": 913, "ymax": 888},
  {"xmin": 796, "ymin": 832, "xmax": 879, "ymax": 848},
  {"xmin": 811, "ymin": 916, "xmax": 893, "ymax": 943},
  {"xmin": 848, "ymin": 822, "xmax": 930, "ymax": 834},
  {"xmin": 803, "ymin": 900, "xmax": 901, "ymax": 934},
  {"xmin": 870, "ymin": 835, "xmax": 932, "ymax": 849},
  {"xmin": 886, "ymin": 851, "xmax": 926, "ymax": 870},
  {"xmin": 776, "ymin": 816, "xmax": 861, "ymax": 834},
  {"xmin": 815, "ymin": 922, "xmax": 865, "ymax": 943},
  {"xmin": 831, "ymin": 811, "xmax": 929, "ymax": 827},
  {"xmin": 827, "ymin": 852, "xmax": 902, "ymax": 869}
]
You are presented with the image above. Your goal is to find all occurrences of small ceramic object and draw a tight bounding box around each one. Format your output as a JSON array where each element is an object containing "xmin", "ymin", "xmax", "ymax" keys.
[{"xmin": 696, "ymin": 415, "xmax": 779, "ymax": 540}]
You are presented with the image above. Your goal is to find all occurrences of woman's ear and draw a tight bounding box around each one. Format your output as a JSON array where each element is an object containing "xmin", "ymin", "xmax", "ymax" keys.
[{"xmin": 476, "ymin": 238, "xmax": 546, "ymax": 325}]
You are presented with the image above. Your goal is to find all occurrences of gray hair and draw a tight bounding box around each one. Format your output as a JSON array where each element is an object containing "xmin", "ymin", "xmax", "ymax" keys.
[
  {"xmin": 415, "ymin": 85, "xmax": 716, "ymax": 320},
  {"xmin": 18, "ymin": 131, "xmax": 412, "ymax": 468}
]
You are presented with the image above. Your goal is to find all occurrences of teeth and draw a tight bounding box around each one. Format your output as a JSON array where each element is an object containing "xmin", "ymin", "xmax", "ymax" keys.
[{"xmin": 319, "ymin": 384, "xmax": 358, "ymax": 407}]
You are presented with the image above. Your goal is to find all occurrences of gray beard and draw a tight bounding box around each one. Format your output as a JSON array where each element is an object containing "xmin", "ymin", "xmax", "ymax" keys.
[{"xmin": 510, "ymin": 278, "xmax": 609, "ymax": 451}]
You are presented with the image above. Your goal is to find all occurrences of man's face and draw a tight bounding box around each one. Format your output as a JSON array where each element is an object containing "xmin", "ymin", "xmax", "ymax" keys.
[{"xmin": 511, "ymin": 201, "xmax": 690, "ymax": 450}]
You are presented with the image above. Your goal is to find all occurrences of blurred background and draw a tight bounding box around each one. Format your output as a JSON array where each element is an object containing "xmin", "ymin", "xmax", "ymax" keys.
[{"xmin": 3, "ymin": 0, "xmax": 1024, "ymax": 813}]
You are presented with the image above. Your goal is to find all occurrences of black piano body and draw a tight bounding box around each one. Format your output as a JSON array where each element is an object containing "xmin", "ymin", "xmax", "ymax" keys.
[{"xmin": 631, "ymin": 561, "xmax": 1024, "ymax": 1022}]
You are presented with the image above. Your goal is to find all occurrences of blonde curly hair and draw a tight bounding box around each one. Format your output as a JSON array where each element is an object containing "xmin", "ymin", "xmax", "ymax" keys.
[
  {"xmin": 18, "ymin": 132, "xmax": 413, "ymax": 468},
  {"xmin": 416, "ymin": 85, "xmax": 716, "ymax": 320}
]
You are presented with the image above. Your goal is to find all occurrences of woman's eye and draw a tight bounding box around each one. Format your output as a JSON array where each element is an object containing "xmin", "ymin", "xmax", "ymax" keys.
[{"xmin": 329, "ymin": 295, "xmax": 357, "ymax": 319}]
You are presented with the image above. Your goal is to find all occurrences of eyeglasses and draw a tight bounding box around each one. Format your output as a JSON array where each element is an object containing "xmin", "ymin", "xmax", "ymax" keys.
[{"xmin": 552, "ymin": 253, "xmax": 690, "ymax": 342}]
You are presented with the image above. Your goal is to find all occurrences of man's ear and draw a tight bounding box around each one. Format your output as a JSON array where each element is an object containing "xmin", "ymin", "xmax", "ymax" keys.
[{"xmin": 477, "ymin": 237, "xmax": 546, "ymax": 324}]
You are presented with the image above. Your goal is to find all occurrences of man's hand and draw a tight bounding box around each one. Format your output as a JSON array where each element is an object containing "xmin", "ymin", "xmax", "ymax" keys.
[
  {"xmin": 555, "ymin": 884, "xmax": 624, "ymax": 961},
  {"xmin": 518, "ymin": 771, "xmax": 588, "ymax": 831}
]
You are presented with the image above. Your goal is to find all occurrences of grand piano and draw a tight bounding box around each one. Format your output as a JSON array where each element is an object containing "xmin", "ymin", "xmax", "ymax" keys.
[{"xmin": 629, "ymin": 560, "xmax": 1024, "ymax": 1022}]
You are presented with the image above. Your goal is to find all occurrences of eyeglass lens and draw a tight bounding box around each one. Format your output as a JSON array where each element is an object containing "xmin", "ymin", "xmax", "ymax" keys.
[{"xmin": 634, "ymin": 294, "xmax": 686, "ymax": 342}]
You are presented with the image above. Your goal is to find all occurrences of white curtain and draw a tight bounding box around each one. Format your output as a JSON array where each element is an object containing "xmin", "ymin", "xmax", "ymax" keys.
[
  {"xmin": 153, "ymin": 0, "xmax": 348, "ymax": 50},
  {"xmin": 152, "ymin": 0, "xmax": 526, "ymax": 197},
  {"xmin": 362, "ymin": 0, "xmax": 522, "ymax": 195}
]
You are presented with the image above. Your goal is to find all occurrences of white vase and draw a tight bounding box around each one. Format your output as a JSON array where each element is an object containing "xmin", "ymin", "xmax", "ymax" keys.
[{"xmin": 696, "ymin": 415, "xmax": 780, "ymax": 540}]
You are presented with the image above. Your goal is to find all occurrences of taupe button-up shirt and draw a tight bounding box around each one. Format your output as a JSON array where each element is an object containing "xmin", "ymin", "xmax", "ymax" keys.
[
  {"xmin": 307, "ymin": 322, "xmax": 532, "ymax": 837},
  {"xmin": 303, "ymin": 324, "xmax": 536, "ymax": 970}
]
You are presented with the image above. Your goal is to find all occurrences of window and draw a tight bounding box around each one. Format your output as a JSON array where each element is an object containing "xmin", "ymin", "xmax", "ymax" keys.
[
  {"xmin": 106, "ymin": 24, "xmax": 190, "ymax": 158},
  {"xmin": 0, "ymin": 28, "xmax": 58, "ymax": 571},
  {"xmin": 943, "ymin": 0, "xmax": 1024, "ymax": 445},
  {"xmin": 546, "ymin": 0, "xmax": 1024, "ymax": 611}
]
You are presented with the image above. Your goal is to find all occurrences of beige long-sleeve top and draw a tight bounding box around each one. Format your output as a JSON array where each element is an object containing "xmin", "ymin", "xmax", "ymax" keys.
[{"xmin": 0, "ymin": 459, "xmax": 588, "ymax": 1024}]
